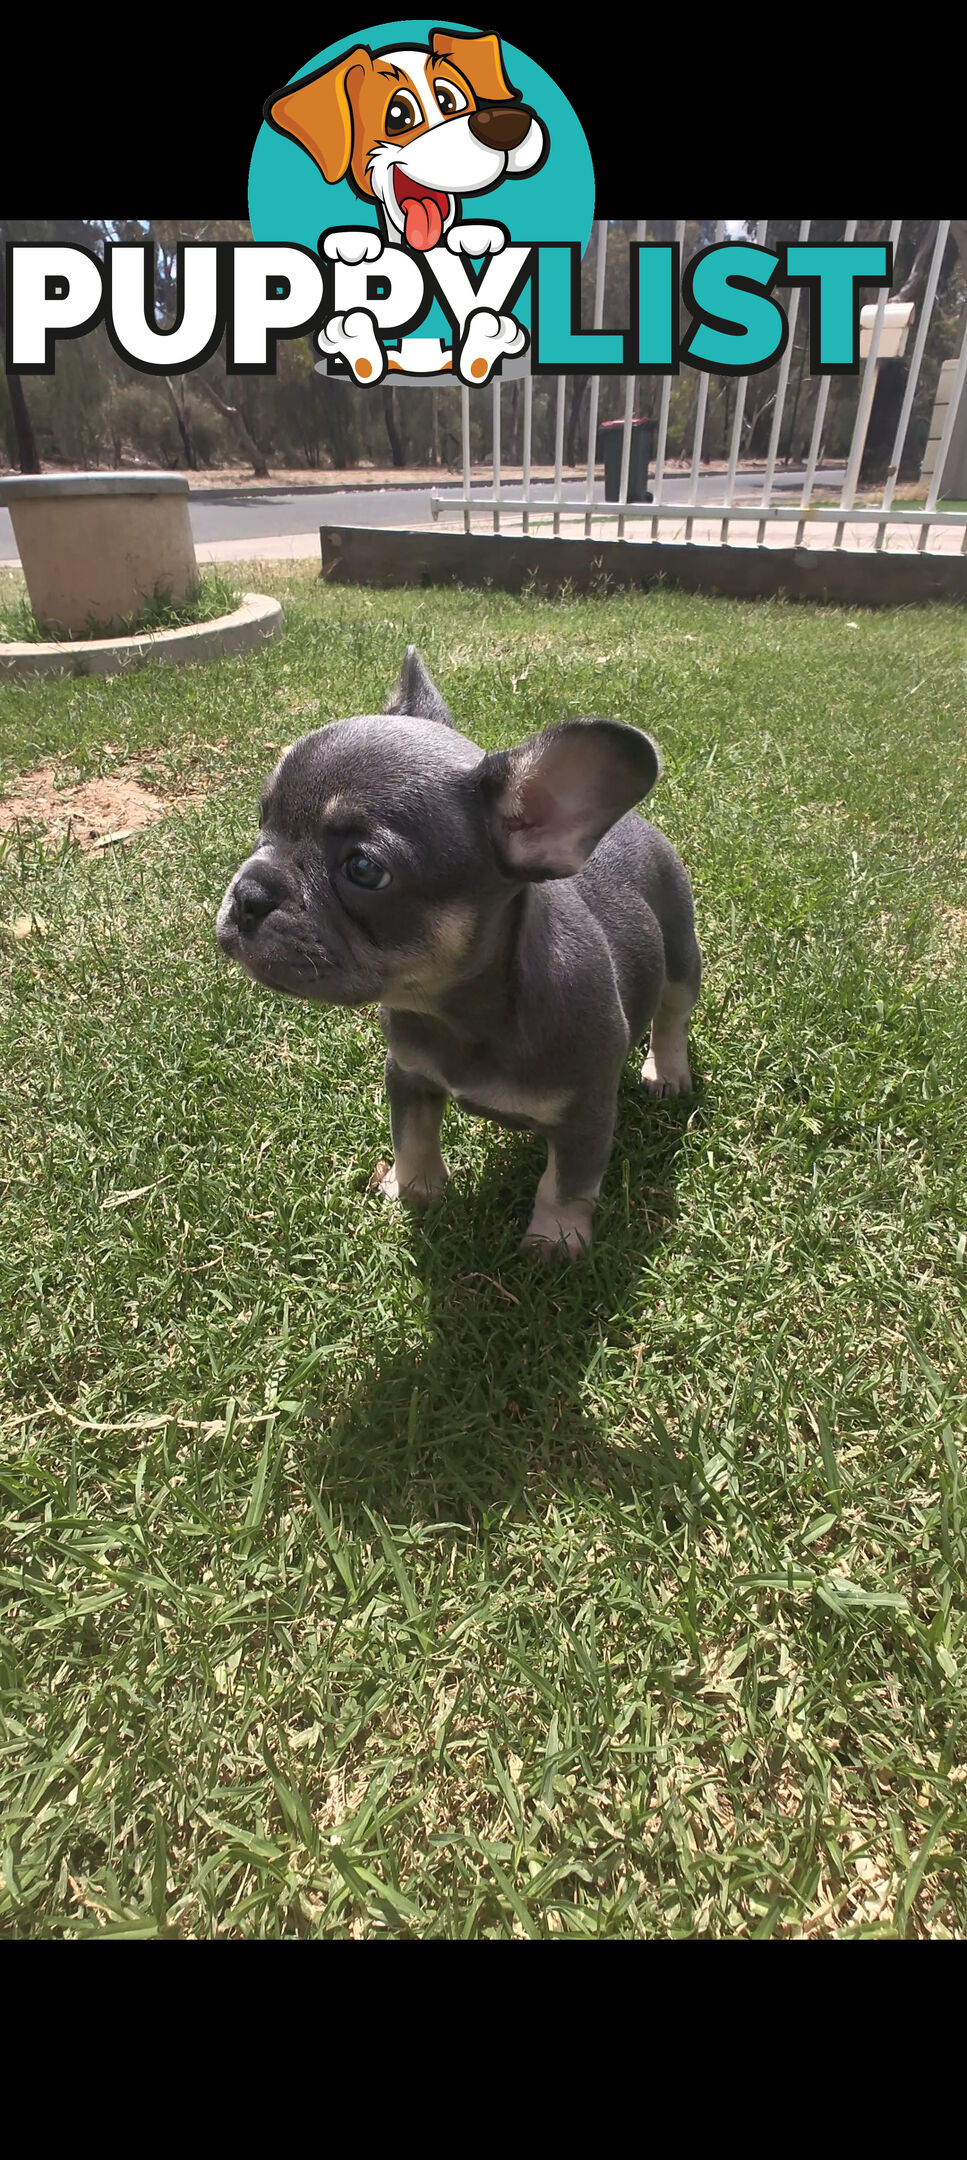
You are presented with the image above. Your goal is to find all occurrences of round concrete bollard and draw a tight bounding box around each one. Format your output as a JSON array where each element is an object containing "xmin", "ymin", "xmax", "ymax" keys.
[{"xmin": 0, "ymin": 471, "xmax": 199, "ymax": 638}]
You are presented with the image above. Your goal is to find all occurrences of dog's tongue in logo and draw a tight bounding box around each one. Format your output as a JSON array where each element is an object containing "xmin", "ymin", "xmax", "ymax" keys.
[{"xmin": 393, "ymin": 169, "xmax": 450, "ymax": 251}]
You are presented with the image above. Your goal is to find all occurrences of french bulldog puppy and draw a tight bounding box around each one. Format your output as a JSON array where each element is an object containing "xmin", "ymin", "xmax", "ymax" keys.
[{"xmin": 216, "ymin": 648, "xmax": 700, "ymax": 1258}]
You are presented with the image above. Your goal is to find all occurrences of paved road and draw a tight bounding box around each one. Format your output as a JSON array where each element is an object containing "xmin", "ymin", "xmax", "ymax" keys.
[{"xmin": 0, "ymin": 468, "xmax": 847, "ymax": 563}]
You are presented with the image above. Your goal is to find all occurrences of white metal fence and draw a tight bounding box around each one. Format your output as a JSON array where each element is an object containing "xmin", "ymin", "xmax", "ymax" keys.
[{"xmin": 431, "ymin": 219, "xmax": 967, "ymax": 556}]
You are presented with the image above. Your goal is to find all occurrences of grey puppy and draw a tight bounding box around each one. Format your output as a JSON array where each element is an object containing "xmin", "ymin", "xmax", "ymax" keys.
[{"xmin": 216, "ymin": 647, "xmax": 700, "ymax": 1258}]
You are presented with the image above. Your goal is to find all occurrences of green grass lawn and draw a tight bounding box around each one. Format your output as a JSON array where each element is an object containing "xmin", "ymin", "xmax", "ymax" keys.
[{"xmin": 1, "ymin": 564, "xmax": 965, "ymax": 1938}]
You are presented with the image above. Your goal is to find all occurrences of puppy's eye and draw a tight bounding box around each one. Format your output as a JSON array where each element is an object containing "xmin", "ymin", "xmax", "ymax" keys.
[
  {"xmin": 386, "ymin": 93, "xmax": 421, "ymax": 133},
  {"xmin": 343, "ymin": 849, "xmax": 391, "ymax": 890},
  {"xmin": 434, "ymin": 81, "xmax": 468, "ymax": 116}
]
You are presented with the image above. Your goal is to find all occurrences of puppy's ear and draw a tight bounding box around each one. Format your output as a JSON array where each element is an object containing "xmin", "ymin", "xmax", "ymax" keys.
[
  {"xmin": 383, "ymin": 646, "xmax": 455, "ymax": 728},
  {"xmin": 479, "ymin": 719, "xmax": 660, "ymax": 879},
  {"xmin": 265, "ymin": 47, "xmax": 372, "ymax": 183},
  {"xmin": 430, "ymin": 29, "xmax": 520, "ymax": 103}
]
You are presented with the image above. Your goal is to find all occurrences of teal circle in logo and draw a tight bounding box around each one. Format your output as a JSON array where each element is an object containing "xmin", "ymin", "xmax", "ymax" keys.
[{"xmin": 248, "ymin": 20, "xmax": 595, "ymax": 257}]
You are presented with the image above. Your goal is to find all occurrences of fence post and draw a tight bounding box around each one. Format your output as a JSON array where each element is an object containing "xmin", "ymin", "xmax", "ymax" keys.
[
  {"xmin": 835, "ymin": 217, "xmax": 902, "ymax": 548},
  {"xmin": 584, "ymin": 221, "xmax": 609, "ymax": 537},
  {"xmin": 617, "ymin": 218, "xmax": 647, "ymax": 540},
  {"xmin": 796, "ymin": 217, "xmax": 857, "ymax": 544}
]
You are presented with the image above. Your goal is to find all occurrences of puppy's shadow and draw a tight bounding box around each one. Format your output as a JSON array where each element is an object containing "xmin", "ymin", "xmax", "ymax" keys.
[{"xmin": 306, "ymin": 1076, "xmax": 705, "ymax": 1523}]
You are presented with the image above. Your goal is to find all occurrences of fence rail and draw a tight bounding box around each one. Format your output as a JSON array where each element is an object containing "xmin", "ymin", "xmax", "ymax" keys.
[{"xmin": 431, "ymin": 219, "xmax": 967, "ymax": 556}]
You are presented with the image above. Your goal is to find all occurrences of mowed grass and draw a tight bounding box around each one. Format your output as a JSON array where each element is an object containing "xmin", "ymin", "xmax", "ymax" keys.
[{"xmin": 1, "ymin": 563, "xmax": 965, "ymax": 1937}]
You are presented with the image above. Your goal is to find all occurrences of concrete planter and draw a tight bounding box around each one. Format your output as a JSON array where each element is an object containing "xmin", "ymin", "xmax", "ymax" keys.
[
  {"xmin": 0, "ymin": 592, "xmax": 284, "ymax": 680},
  {"xmin": 0, "ymin": 471, "xmax": 198, "ymax": 637}
]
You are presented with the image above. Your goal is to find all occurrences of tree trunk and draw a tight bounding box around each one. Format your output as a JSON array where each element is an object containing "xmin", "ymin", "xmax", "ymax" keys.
[
  {"xmin": 194, "ymin": 372, "xmax": 270, "ymax": 475},
  {"xmin": 894, "ymin": 220, "xmax": 939, "ymax": 306},
  {"xmin": 382, "ymin": 385, "xmax": 406, "ymax": 467},
  {"xmin": 5, "ymin": 370, "xmax": 40, "ymax": 473},
  {"xmin": 564, "ymin": 377, "xmax": 589, "ymax": 467},
  {"xmin": 0, "ymin": 232, "xmax": 40, "ymax": 471},
  {"xmin": 744, "ymin": 390, "xmax": 775, "ymax": 458},
  {"xmin": 162, "ymin": 377, "xmax": 197, "ymax": 468},
  {"xmin": 722, "ymin": 380, "xmax": 733, "ymax": 459},
  {"xmin": 509, "ymin": 380, "xmax": 521, "ymax": 466},
  {"xmin": 324, "ymin": 383, "xmax": 353, "ymax": 470},
  {"xmin": 950, "ymin": 225, "xmax": 967, "ymax": 343}
]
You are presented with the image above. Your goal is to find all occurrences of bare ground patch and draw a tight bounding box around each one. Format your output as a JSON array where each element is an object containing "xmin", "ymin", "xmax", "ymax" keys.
[
  {"xmin": 0, "ymin": 764, "xmax": 174, "ymax": 849},
  {"xmin": 936, "ymin": 903, "xmax": 967, "ymax": 971}
]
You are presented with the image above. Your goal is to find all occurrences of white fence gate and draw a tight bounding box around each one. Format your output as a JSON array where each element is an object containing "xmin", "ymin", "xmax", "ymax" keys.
[{"xmin": 430, "ymin": 220, "xmax": 967, "ymax": 558}]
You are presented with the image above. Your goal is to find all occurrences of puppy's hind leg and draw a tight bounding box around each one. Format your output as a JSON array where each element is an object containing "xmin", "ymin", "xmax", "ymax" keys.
[{"xmin": 641, "ymin": 974, "xmax": 698, "ymax": 1098}]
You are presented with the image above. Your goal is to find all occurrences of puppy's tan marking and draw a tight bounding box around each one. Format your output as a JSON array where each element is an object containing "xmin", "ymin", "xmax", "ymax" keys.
[
  {"xmin": 458, "ymin": 1084, "xmax": 571, "ymax": 1127},
  {"xmin": 381, "ymin": 903, "xmax": 478, "ymax": 1007},
  {"xmin": 431, "ymin": 902, "xmax": 477, "ymax": 965}
]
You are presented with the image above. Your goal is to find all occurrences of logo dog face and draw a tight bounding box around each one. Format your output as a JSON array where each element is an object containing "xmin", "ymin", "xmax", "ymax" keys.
[{"xmin": 266, "ymin": 29, "xmax": 547, "ymax": 250}]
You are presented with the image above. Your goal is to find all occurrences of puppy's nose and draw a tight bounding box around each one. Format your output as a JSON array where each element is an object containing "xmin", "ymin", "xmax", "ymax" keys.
[
  {"xmin": 230, "ymin": 867, "xmax": 286, "ymax": 932},
  {"xmin": 468, "ymin": 103, "xmax": 533, "ymax": 150}
]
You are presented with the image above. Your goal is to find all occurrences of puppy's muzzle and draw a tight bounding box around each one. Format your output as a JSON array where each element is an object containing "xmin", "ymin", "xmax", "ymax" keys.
[
  {"xmin": 468, "ymin": 104, "xmax": 534, "ymax": 150},
  {"xmin": 222, "ymin": 863, "xmax": 288, "ymax": 937}
]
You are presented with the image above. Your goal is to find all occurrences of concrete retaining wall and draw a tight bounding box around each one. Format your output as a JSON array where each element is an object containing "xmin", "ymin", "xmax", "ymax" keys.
[{"xmin": 319, "ymin": 524, "xmax": 967, "ymax": 607}]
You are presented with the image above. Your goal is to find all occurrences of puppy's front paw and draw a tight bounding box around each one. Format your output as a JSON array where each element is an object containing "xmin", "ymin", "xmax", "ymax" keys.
[
  {"xmin": 377, "ymin": 1162, "xmax": 449, "ymax": 1209},
  {"xmin": 640, "ymin": 1047, "xmax": 693, "ymax": 1097},
  {"xmin": 522, "ymin": 1199, "xmax": 593, "ymax": 1262}
]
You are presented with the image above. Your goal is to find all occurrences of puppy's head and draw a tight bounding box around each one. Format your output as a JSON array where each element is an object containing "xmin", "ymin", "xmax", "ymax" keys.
[
  {"xmin": 216, "ymin": 648, "xmax": 658, "ymax": 1011},
  {"xmin": 265, "ymin": 31, "xmax": 546, "ymax": 250}
]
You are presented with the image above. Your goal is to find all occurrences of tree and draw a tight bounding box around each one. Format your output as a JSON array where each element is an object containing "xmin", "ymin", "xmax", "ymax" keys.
[
  {"xmin": 192, "ymin": 373, "xmax": 269, "ymax": 475},
  {"xmin": 0, "ymin": 222, "xmax": 40, "ymax": 471},
  {"xmin": 381, "ymin": 385, "xmax": 406, "ymax": 467},
  {"xmin": 150, "ymin": 221, "xmax": 271, "ymax": 476},
  {"xmin": 162, "ymin": 378, "xmax": 197, "ymax": 469}
]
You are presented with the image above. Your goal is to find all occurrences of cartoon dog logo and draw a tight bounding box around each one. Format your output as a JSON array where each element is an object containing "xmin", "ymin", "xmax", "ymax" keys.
[{"xmin": 265, "ymin": 27, "xmax": 548, "ymax": 381}]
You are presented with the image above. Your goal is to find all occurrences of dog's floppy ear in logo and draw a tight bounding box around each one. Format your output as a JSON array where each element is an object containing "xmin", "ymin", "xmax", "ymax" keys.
[{"xmin": 266, "ymin": 46, "xmax": 373, "ymax": 187}]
